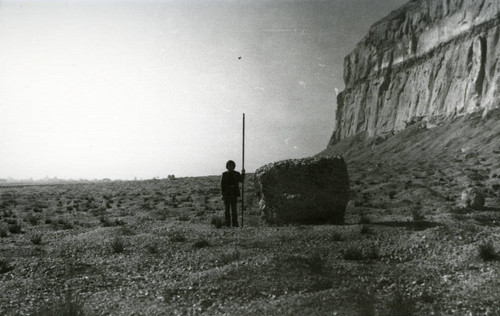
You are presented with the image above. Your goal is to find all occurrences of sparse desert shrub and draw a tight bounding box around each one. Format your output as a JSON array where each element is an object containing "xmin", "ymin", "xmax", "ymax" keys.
[
  {"xmin": 365, "ymin": 246, "xmax": 380, "ymax": 260},
  {"xmin": 91, "ymin": 207, "xmax": 106, "ymax": 217},
  {"xmin": 1, "ymin": 209, "xmax": 13, "ymax": 218},
  {"xmin": 0, "ymin": 258, "xmax": 13, "ymax": 274},
  {"xmin": 360, "ymin": 225, "xmax": 375, "ymax": 235},
  {"xmin": 118, "ymin": 226, "xmax": 136, "ymax": 236},
  {"xmin": 168, "ymin": 230, "xmax": 186, "ymax": 242},
  {"xmin": 478, "ymin": 241, "xmax": 498, "ymax": 261},
  {"xmin": 140, "ymin": 201, "xmax": 152, "ymax": 210},
  {"xmin": 110, "ymin": 236, "xmax": 125, "ymax": 254},
  {"xmin": 460, "ymin": 222, "xmax": 480, "ymax": 235},
  {"xmin": 343, "ymin": 247, "xmax": 364, "ymax": 261},
  {"xmin": 8, "ymin": 221, "xmax": 22, "ymax": 234},
  {"xmin": 193, "ymin": 238, "xmax": 210, "ymax": 249},
  {"xmin": 279, "ymin": 252, "xmax": 326, "ymax": 275},
  {"xmin": 343, "ymin": 246, "xmax": 379, "ymax": 261},
  {"xmin": 0, "ymin": 226, "xmax": 7, "ymax": 238},
  {"xmin": 329, "ymin": 232, "xmax": 344, "ymax": 241},
  {"xmin": 99, "ymin": 216, "xmax": 112, "ymax": 226},
  {"xmin": 5, "ymin": 218, "xmax": 17, "ymax": 225},
  {"xmin": 352, "ymin": 289, "xmax": 377, "ymax": 316},
  {"xmin": 99, "ymin": 216, "xmax": 125, "ymax": 227},
  {"xmin": 155, "ymin": 209, "xmax": 168, "ymax": 221},
  {"xmin": 33, "ymin": 207, "xmax": 44, "ymax": 213},
  {"xmin": 385, "ymin": 292, "xmax": 417, "ymax": 316},
  {"xmin": 388, "ymin": 190, "xmax": 397, "ymax": 199},
  {"xmin": 211, "ymin": 215, "xmax": 225, "ymax": 228},
  {"xmin": 219, "ymin": 249, "xmax": 241, "ymax": 264},
  {"xmin": 419, "ymin": 288, "xmax": 438, "ymax": 304},
  {"xmin": 52, "ymin": 218, "xmax": 74, "ymax": 230},
  {"xmin": 412, "ymin": 208, "xmax": 426, "ymax": 221},
  {"xmin": 146, "ymin": 241, "xmax": 159, "ymax": 254},
  {"xmin": 104, "ymin": 200, "xmax": 112, "ymax": 209},
  {"xmin": 36, "ymin": 292, "xmax": 86, "ymax": 316},
  {"xmin": 359, "ymin": 214, "xmax": 371, "ymax": 224},
  {"xmin": 307, "ymin": 251, "xmax": 325, "ymax": 274},
  {"xmin": 30, "ymin": 233, "xmax": 43, "ymax": 245},
  {"xmin": 26, "ymin": 213, "xmax": 41, "ymax": 225}
]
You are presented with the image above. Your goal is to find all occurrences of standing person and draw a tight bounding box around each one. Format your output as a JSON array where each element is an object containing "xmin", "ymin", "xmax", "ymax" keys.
[{"xmin": 220, "ymin": 160, "xmax": 245, "ymax": 227}]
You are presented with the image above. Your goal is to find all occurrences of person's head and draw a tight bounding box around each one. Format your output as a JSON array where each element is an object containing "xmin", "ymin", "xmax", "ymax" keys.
[{"xmin": 226, "ymin": 160, "xmax": 236, "ymax": 171}]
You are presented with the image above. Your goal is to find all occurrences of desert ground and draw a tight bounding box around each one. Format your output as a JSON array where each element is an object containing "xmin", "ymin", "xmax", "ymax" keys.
[{"xmin": 1, "ymin": 111, "xmax": 500, "ymax": 315}]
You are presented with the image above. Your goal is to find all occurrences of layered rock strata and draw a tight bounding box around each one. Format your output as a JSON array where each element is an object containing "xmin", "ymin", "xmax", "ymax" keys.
[
  {"xmin": 330, "ymin": 0, "xmax": 500, "ymax": 145},
  {"xmin": 253, "ymin": 156, "xmax": 349, "ymax": 225}
]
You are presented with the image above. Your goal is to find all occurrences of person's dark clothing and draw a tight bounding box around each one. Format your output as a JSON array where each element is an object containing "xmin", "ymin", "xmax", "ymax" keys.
[
  {"xmin": 224, "ymin": 197, "xmax": 238, "ymax": 227},
  {"xmin": 221, "ymin": 170, "xmax": 244, "ymax": 227}
]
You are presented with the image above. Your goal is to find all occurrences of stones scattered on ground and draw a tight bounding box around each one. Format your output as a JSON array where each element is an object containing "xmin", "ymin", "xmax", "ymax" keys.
[{"xmin": 253, "ymin": 156, "xmax": 349, "ymax": 225}]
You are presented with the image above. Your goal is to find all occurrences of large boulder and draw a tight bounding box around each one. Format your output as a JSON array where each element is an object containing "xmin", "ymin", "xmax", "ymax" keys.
[
  {"xmin": 253, "ymin": 156, "xmax": 349, "ymax": 225},
  {"xmin": 460, "ymin": 187, "xmax": 485, "ymax": 210}
]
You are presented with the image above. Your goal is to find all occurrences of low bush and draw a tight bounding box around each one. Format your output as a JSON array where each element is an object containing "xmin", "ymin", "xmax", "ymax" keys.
[
  {"xmin": 359, "ymin": 214, "xmax": 371, "ymax": 224},
  {"xmin": 8, "ymin": 221, "xmax": 22, "ymax": 234},
  {"xmin": 168, "ymin": 230, "xmax": 186, "ymax": 242},
  {"xmin": 26, "ymin": 213, "xmax": 41, "ymax": 225},
  {"xmin": 52, "ymin": 218, "xmax": 74, "ymax": 230},
  {"xmin": 388, "ymin": 190, "xmax": 397, "ymax": 199},
  {"xmin": 478, "ymin": 241, "xmax": 498, "ymax": 261},
  {"xmin": 329, "ymin": 232, "xmax": 344, "ymax": 241},
  {"xmin": 31, "ymin": 233, "xmax": 43, "ymax": 245},
  {"xmin": 365, "ymin": 246, "xmax": 380, "ymax": 260},
  {"xmin": 0, "ymin": 258, "xmax": 13, "ymax": 274},
  {"xmin": 36, "ymin": 292, "xmax": 86, "ymax": 316},
  {"xmin": 307, "ymin": 252, "xmax": 325, "ymax": 274},
  {"xmin": 110, "ymin": 236, "xmax": 125, "ymax": 254},
  {"xmin": 0, "ymin": 226, "xmax": 8, "ymax": 238},
  {"xmin": 219, "ymin": 249, "xmax": 241, "ymax": 265},
  {"xmin": 360, "ymin": 225, "xmax": 375, "ymax": 235},
  {"xmin": 118, "ymin": 226, "xmax": 136, "ymax": 236},
  {"xmin": 343, "ymin": 246, "xmax": 379, "ymax": 261},
  {"xmin": 385, "ymin": 291, "xmax": 417, "ymax": 316},
  {"xmin": 146, "ymin": 241, "xmax": 159, "ymax": 254},
  {"xmin": 352, "ymin": 289, "xmax": 377, "ymax": 316},
  {"xmin": 99, "ymin": 216, "xmax": 125, "ymax": 227},
  {"xmin": 211, "ymin": 216, "xmax": 225, "ymax": 229},
  {"xmin": 193, "ymin": 238, "xmax": 210, "ymax": 249},
  {"xmin": 343, "ymin": 247, "xmax": 364, "ymax": 261},
  {"xmin": 412, "ymin": 208, "xmax": 426, "ymax": 221}
]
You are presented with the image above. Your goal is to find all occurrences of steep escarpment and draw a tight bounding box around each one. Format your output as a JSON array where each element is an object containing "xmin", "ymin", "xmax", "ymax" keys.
[{"xmin": 329, "ymin": 0, "xmax": 500, "ymax": 144}]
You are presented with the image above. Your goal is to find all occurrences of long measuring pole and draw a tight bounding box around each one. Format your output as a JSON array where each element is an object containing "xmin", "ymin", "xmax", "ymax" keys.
[{"xmin": 241, "ymin": 113, "xmax": 245, "ymax": 227}]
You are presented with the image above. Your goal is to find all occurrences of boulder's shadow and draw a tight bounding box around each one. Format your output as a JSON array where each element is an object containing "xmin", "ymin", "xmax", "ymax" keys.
[{"xmin": 371, "ymin": 220, "xmax": 442, "ymax": 231}]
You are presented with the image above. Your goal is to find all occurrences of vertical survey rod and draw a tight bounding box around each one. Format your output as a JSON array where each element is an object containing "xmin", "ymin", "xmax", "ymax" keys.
[{"xmin": 241, "ymin": 113, "xmax": 245, "ymax": 227}]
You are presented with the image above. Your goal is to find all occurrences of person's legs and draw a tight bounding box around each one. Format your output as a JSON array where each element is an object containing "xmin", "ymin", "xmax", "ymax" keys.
[
  {"xmin": 224, "ymin": 199, "xmax": 231, "ymax": 227},
  {"xmin": 230, "ymin": 198, "xmax": 239, "ymax": 227}
]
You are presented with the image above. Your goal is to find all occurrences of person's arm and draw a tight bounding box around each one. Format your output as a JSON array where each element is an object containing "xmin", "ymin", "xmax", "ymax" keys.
[{"xmin": 220, "ymin": 173, "xmax": 226, "ymax": 197}]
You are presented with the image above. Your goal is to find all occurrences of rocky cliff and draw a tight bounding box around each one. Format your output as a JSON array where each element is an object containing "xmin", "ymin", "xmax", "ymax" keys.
[{"xmin": 329, "ymin": 0, "xmax": 500, "ymax": 145}]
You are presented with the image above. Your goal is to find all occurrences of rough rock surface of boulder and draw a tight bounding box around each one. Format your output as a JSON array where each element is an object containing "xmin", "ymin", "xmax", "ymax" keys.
[
  {"xmin": 461, "ymin": 187, "xmax": 485, "ymax": 210},
  {"xmin": 253, "ymin": 156, "xmax": 349, "ymax": 225}
]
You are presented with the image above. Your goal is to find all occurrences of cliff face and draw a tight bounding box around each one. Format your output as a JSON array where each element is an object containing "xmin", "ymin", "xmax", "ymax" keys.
[{"xmin": 329, "ymin": 0, "xmax": 500, "ymax": 145}]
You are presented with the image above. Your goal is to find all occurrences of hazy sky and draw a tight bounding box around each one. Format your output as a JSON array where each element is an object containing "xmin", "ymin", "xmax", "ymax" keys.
[{"xmin": 0, "ymin": 0, "xmax": 407, "ymax": 179}]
